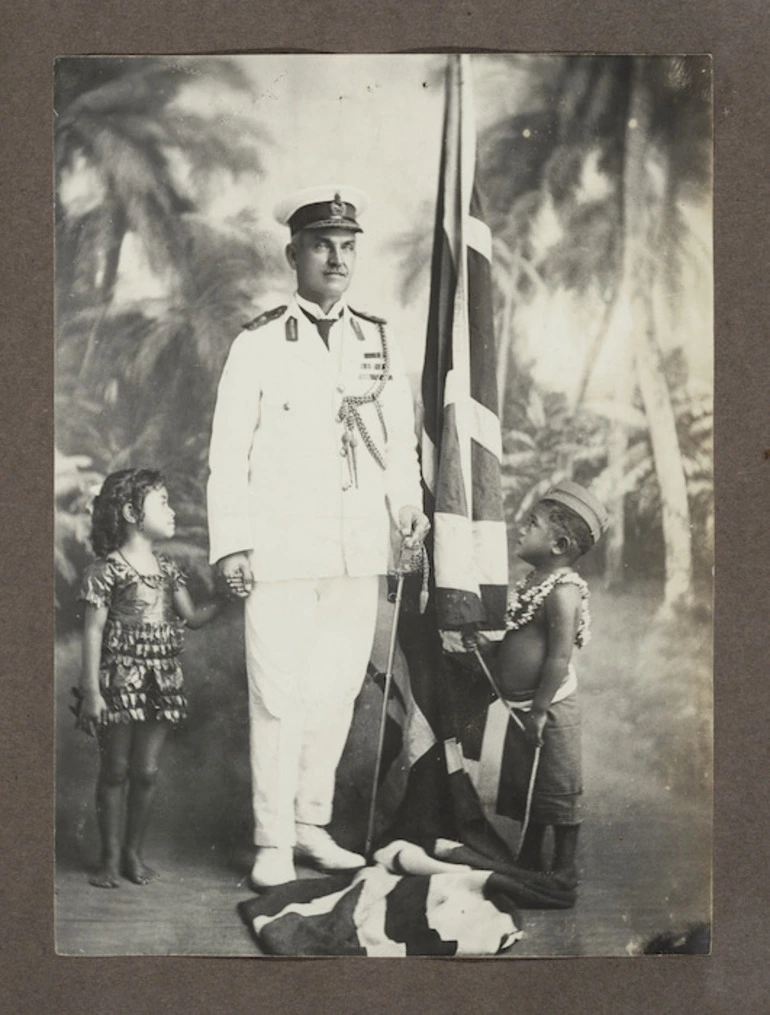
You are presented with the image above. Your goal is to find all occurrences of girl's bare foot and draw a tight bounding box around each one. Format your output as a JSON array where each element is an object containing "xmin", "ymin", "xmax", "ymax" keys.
[
  {"xmin": 122, "ymin": 851, "xmax": 158, "ymax": 885},
  {"xmin": 89, "ymin": 862, "xmax": 121, "ymax": 888}
]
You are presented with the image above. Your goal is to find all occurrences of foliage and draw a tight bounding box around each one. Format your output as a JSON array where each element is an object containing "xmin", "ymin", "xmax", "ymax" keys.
[
  {"xmin": 589, "ymin": 350, "xmax": 714, "ymax": 574},
  {"xmin": 55, "ymin": 58, "xmax": 277, "ymax": 624},
  {"xmin": 478, "ymin": 56, "xmax": 712, "ymax": 599},
  {"xmin": 501, "ymin": 368, "xmax": 609, "ymax": 525},
  {"xmin": 385, "ymin": 56, "xmax": 712, "ymax": 598},
  {"xmin": 499, "ymin": 348, "xmax": 713, "ymax": 578},
  {"xmin": 481, "ymin": 56, "xmax": 711, "ymax": 368},
  {"xmin": 55, "ymin": 58, "xmax": 268, "ymax": 308},
  {"xmin": 54, "ymin": 452, "xmax": 103, "ymax": 618}
]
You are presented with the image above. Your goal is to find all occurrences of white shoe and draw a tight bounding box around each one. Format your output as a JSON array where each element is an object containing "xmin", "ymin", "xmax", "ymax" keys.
[
  {"xmin": 249, "ymin": 847, "xmax": 295, "ymax": 890},
  {"xmin": 294, "ymin": 824, "xmax": 366, "ymax": 871}
]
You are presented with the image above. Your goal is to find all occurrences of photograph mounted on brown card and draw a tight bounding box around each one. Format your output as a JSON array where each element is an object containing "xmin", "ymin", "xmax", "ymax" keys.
[{"xmin": 53, "ymin": 52, "xmax": 713, "ymax": 957}]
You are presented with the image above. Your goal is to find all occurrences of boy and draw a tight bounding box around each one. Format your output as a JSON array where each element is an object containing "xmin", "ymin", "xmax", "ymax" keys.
[{"xmin": 474, "ymin": 480, "xmax": 608, "ymax": 880}]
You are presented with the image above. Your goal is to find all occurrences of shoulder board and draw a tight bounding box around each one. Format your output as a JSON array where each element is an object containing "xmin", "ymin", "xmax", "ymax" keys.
[
  {"xmin": 349, "ymin": 307, "xmax": 387, "ymax": 325},
  {"xmin": 242, "ymin": 305, "xmax": 287, "ymax": 331}
]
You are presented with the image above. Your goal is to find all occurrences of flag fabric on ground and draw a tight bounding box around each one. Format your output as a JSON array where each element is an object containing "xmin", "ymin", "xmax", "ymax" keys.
[
  {"xmin": 238, "ymin": 837, "xmax": 577, "ymax": 956},
  {"xmin": 239, "ymin": 860, "xmax": 522, "ymax": 957}
]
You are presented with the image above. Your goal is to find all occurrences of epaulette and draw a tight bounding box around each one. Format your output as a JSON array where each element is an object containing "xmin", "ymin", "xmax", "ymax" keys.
[
  {"xmin": 242, "ymin": 305, "xmax": 287, "ymax": 331},
  {"xmin": 349, "ymin": 307, "xmax": 387, "ymax": 325}
]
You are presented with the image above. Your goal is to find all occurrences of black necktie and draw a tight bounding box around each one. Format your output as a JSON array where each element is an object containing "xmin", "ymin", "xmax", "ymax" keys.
[
  {"xmin": 300, "ymin": 307, "xmax": 337, "ymax": 348},
  {"xmin": 315, "ymin": 318, "xmax": 335, "ymax": 346}
]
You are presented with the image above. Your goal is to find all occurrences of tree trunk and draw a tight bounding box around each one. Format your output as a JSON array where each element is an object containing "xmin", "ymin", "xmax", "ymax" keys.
[
  {"xmin": 496, "ymin": 276, "xmax": 516, "ymax": 423},
  {"xmin": 573, "ymin": 285, "xmax": 617, "ymax": 411},
  {"xmin": 72, "ymin": 200, "xmax": 126, "ymax": 402},
  {"xmin": 603, "ymin": 421, "xmax": 628, "ymax": 590},
  {"xmin": 622, "ymin": 59, "xmax": 693, "ymax": 611},
  {"xmin": 597, "ymin": 292, "xmax": 636, "ymax": 589}
]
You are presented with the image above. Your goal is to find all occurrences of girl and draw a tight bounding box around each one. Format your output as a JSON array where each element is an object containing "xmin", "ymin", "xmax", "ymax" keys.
[{"xmin": 74, "ymin": 468, "xmax": 223, "ymax": 888}]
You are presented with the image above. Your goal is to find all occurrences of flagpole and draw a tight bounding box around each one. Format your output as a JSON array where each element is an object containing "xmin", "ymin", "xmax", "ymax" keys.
[
  {"xmin": 473, "ymin": 647, "xmax": 541, "ymax": 860},
  {"xmin": 385, "ymin": 51, "xmax": 513, "ymax": 869}
]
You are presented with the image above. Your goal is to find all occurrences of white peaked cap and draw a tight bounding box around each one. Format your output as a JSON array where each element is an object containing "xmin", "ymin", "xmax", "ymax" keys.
[{"xmin": 273, "ymin": 185, "xmax": 370, "ymax": 233}]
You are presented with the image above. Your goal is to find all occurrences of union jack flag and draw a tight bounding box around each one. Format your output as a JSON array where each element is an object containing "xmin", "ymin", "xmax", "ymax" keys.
[
  {"xmin": 421, "ymin": 52, "xmax": 509, "ymax": 632},
  {"xmin": 377, "ymin": 55, "xmax": 519, "ymax": 859}
]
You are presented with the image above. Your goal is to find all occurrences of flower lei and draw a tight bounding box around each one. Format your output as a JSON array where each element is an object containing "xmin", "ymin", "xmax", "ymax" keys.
[{"xmin": 505, "ymin": 568, "xmax": 592, "ymax": 648}]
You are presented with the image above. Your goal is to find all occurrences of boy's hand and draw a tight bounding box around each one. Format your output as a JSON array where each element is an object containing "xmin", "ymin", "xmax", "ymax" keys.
[
  {"xmin": 525, "ymin": 709, "xmax": 547, "ymax": 747},
  {"xmin": 461, "ymin": 626, "xmax": 482, "ymax": 652},
  {"xmin": 79, "ymin": 690, "xmax": 109, "ymax": 735},
  {"xmin": 461, "ymin": 625, "xmax": 496, "ymax": 653}
]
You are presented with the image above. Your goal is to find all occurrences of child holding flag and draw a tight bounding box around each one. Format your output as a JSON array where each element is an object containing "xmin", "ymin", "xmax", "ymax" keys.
[{"xmin": 470, "ymin": 480, "xmax": 608, "ymax": 880}]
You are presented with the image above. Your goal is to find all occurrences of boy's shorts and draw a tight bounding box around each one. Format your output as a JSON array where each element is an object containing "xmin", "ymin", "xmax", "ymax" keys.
[{"xmin": 497, "ymin": 691, "xmax": 582, "ymax": 826}]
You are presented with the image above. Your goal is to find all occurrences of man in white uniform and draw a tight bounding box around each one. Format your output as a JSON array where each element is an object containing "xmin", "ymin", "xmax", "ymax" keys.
[{"xmin": 207, "ymin": 185, "xmax": 429, "ymax": 889}]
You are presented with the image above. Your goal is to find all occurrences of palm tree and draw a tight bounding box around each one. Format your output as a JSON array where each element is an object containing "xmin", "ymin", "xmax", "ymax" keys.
[
  {"xmin": 55, "ymin": 57, "xmax": 270, "ymax": 395},
  {"xmin": 610, "ymin": 59, "xmax": 697, "ymax": 609},
  {"xmin": 54, "ymin": 58, "xmax": 279, "ymax": 614},
  {"xmin": 477, "ymin": 55, "xmax": 711, "ymax": 608}
]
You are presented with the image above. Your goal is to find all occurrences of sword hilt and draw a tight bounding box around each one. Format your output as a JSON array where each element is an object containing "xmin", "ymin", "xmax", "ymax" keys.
[{"xmin": 388, "ymin": 542, "xmax": 430, "ymax": 613}]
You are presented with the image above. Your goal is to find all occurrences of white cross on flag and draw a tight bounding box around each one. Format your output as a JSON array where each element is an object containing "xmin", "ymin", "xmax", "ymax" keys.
[{"xmin": 421, "ymin": 53, "xmax": 509, "ymax": 632}]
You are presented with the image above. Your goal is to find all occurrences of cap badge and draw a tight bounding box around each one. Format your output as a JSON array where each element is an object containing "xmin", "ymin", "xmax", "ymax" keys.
[{"xmin": 330, "ymin": 192, "xmax": 345, "ymax": 218}]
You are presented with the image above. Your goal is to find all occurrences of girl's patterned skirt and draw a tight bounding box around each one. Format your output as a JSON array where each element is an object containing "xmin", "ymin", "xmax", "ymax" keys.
[{"xmin": 72, "ymin": 618, "xmax": 188, "ymax": 729}]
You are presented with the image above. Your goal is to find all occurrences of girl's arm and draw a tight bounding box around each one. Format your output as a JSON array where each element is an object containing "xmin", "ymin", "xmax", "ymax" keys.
[
  {"xmin": 80, "ymin": 603, "xmax": 110, "ymax": 727},
  {"xmin": 173, "ymin": 587, "xmax": 225, "ymax": 629},
  {"xmin": 527, "ymin": 584, "xmax": 581, "ymax": 742}
]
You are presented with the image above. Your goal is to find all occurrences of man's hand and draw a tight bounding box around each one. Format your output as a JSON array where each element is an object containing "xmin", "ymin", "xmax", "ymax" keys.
[
  {"xmin": 398, "ymin": 505, "xmax": 430, "ymax": 549},
  {"xmin": 217, "ymin": 551, "xmax": 254, "ymax": 599},
  {"xmin": 524, "ymin": 709, "xmax": 547, "ymax": 748}
]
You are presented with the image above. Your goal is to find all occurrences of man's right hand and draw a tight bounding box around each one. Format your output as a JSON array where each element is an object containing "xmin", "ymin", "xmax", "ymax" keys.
[{"xmin": 217, "ymin": 551, "xmax": 254, "ymax": 599}]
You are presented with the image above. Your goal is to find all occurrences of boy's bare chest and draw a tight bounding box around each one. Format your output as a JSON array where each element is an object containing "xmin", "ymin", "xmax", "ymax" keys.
[{"xmin": 496, "ymin": 621, "xmax": 549, "ymax": 694}]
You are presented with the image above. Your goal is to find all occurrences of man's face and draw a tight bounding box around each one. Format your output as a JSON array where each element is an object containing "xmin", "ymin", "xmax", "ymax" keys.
[{"xmin": 287, "ymin": 228, "xmax": 357, "ymax": 309}]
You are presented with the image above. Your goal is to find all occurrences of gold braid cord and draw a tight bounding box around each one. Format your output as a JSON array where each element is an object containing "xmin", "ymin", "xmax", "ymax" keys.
[
  {"xmin": 392, "ymin": 542, "xmax": 430, "ymax": 614},
  {"xmin": 337, "ymin": 322, "xmax": 390, "ymax": 470}
]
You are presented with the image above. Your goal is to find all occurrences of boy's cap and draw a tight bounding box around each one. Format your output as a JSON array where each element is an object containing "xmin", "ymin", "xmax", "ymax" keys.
[
  {"xmin": 274, "ymin": 185, "xmax": 369, "ymax": 234},
  {"xmin": 541, "ymin": 480, "xmax": 609, "ymax": 544}
]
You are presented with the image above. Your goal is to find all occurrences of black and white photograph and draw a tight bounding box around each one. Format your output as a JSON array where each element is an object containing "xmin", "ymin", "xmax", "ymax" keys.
[{"xmin": 54, "ymin": 52, "xmax": 713, "ymax": 958}]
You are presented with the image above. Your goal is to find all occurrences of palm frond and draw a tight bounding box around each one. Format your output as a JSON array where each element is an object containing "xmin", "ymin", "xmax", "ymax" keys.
[{"xmin": 584, "ymin": 400, "xmax": 648, "ymax": 430}]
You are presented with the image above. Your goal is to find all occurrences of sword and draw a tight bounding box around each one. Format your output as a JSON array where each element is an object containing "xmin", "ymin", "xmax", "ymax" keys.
[{"xmin": 364, "ymin": 548, "xmax": 409, "ymax": 861}]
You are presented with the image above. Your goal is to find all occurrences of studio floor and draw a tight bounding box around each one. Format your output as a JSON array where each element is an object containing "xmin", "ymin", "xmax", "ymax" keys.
[
  {"xmin": 55, "ymin": 587, "xmax": 712, "ymax": 958},
  {"xmin": 55, "ymin": 801, "xmax": 710, "ymax": 958}
]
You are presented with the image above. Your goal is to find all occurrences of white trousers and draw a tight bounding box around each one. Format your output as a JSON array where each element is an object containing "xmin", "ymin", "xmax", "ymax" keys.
[{"xmin": 244, "ymin": 574, "xmax": 380, "ymax": 847}]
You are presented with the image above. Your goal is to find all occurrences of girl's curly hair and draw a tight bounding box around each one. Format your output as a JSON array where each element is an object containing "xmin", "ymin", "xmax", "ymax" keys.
[{"xmin": 90, "ymin": 469, "xmax": 166, "ymax": 558}]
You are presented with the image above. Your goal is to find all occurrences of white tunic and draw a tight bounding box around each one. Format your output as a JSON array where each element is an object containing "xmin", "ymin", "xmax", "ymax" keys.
[{"xmin": 207, "ymin": 296, "xmax": 422, "ymax": 580}]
